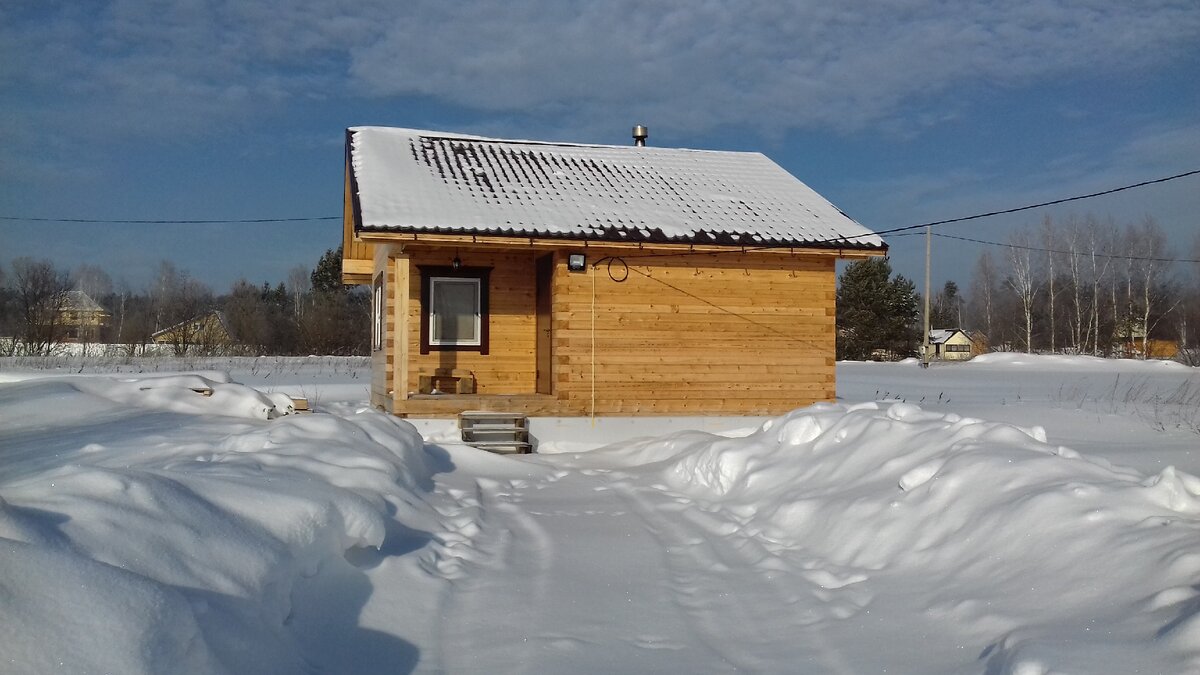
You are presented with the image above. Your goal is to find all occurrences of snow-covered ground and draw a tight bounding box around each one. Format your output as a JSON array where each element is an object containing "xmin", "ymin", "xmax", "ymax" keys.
[{"xmin": 2, "ymin": 355, "xmax": 1198, "ymax": 674}]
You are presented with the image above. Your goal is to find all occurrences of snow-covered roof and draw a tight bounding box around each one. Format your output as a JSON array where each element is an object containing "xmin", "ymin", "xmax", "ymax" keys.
[
  {"xmin": 60, "ymin": 290, "xmax": 107, "ymax": 313},
  {"xmin": 347, "ymin": 127, "xmax": 885, "ymax": 250},
  {"xmin": 929, "ymin": 329, "xmax": 972, "ymax": 345}
]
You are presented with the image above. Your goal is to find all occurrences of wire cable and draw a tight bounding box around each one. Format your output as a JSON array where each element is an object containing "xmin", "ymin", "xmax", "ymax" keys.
[
  {"xmin": 890, "ymin": 231, "xmax": 1200, "ymax": 264},
  {"xmin": 861, "ymin": 168, "xmax": 1200, "ymax": 240},
  {"xmin": 2, "ymin": 168, "xmax": 1195, "ymax": 234}
]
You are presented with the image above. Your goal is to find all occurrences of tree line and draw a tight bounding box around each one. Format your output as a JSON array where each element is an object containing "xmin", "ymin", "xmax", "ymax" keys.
[
  {"xmin": 967, "ymin": 215, "xmax": 1198, "ymax": 359},
  {"xmin": 0, "ymin": 247, "xmax": 368, "ymax": 357},
  {"xmin": 836, "ymin": 214, "xmax": 1200, "ymax": 363}
]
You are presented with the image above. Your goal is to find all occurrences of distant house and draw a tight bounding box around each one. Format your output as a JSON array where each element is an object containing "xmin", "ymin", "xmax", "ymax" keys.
[
  {"xmin": 152, "ymin": 310, "xmax": 234, "ymax": 355},
  {"xmin": 1121, "ymin": 337, "xmax": 1179, "ymax": 360},
  {"xmin": 925, "ymin": 329, "xmax": 983, "ymax": 361},
  {"xmin": 1117, "ymin": 323, "xmax": 1179, "ymax": 360},
  {"xmin": 58, "ymin": 290, "xmax": 110, "ymax": 343},
  {"xmin": 341, "ymin": 126, "xmax": 887, "ymax": 418}
]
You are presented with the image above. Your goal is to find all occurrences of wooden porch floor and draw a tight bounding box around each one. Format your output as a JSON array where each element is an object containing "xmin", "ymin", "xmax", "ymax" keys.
[{"xmin": 394, "ymin": 393, "xmax": 562, "ymax": 418}]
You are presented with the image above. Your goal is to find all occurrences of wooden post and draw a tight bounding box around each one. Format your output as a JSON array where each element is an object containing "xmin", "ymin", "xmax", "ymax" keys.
[{"xmin": 922, "ymin": 226, "xmax": 931, "ymax": 368}]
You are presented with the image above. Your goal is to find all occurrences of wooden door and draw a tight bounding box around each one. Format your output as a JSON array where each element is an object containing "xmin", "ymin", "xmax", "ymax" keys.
[{"xmin": 535, "ymin": 254, "xmax": 553, "ymax": 394}]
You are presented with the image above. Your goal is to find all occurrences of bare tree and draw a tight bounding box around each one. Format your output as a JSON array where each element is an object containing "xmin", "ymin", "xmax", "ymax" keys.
[
  {"xmin": 152, "ymin": 262, "xmax": 215, "ymax": 355},
  {"xmin": 12, "ymin": 258, "xmax": 72, "ymax": 355},
  {"xmin": 1128, "ymin": 217, "xmax": 1172, "ymax": 358},
  {"xmin": 1041, "ymin": 216, "xmax": 1059, "ymax": 353},
  {"xmin": 224, "ymin": 280, "xmax": 270, "ymax": 355},
  {"xmin": 968, "ymin": 250, "xmax": 998, "ymax": 344},
  {"xmin": 73, "ymin": 264, "xmax": 113, "ymax": 299},
  {"xmin": 1006, "ymin": 228, "xmax": 1042, "ymax": 352},
  {"xmin": 0, "ymin": 264, "xmax": 13, "ymax": 355},
  {"xmin": 1086, "ymin": 216, "xmax": 1118, "ymax": 354},
  {"xmin": 287, "ymin": 265, "xmax": 310, "ymax": 321},
  {"xmin": 1179, "ymin": 232, "xmax": 1200, "ymax": 364}
]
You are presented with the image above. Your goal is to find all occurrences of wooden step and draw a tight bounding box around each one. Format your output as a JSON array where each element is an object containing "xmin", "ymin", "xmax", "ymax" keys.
[
  {"xmin": 462, "ymin": 440, "xmax": 533, "ymax": 454},
  {"xmin": 459, "ymin": 411, "xmax": 532, "ymax": 454}
]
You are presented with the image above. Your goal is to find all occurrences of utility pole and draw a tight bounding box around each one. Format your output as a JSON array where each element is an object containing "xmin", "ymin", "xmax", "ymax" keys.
[{"xmin": 922, "ymin": 225, "xmax": 931, "ymax": 368}]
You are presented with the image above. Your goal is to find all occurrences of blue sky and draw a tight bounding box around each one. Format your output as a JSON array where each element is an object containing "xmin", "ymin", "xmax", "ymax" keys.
[{"xmin": 2, "ymin": 1, "xmax": 1198, "ymax": 294}]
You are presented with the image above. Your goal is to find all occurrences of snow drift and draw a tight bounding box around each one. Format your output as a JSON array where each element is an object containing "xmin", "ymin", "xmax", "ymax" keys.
[
  {"xmin": 560, "ymin": 402, "xmax": 1200, "ymax": 673},
  {"xmin": 0, "ymin": 375, "xmax": 441, "ymax": 675},
  {"xmin": 3, "ymin": 364, "xmax": 1200, "ymax": 674}
]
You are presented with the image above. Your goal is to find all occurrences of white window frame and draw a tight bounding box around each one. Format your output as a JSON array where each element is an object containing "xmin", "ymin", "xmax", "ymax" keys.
[{"xmin": 372, "ymin": 273, "xmax": 384, "ymax": 352}]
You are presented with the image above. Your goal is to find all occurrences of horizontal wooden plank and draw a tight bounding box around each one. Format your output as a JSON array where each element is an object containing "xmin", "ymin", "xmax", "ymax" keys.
[{"xmin": 556, "ymin": 357, "xmax": 830, "ymax": 368}]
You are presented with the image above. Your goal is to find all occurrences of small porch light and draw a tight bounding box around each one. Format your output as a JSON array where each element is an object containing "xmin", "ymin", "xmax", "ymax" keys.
[
  {"xmin": 567, "ymin": 253, "xmax": 586, "ymax": 272},
  {"xmin": 452, "ymin": 250, "xmax": 462, "ymax": 270}
]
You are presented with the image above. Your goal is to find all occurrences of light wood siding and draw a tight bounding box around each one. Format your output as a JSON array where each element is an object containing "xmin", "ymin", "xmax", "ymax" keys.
[
  {"xmin": 553, "ymin": 248, "xmax": 835, "ymax": 416},
  {"xmin": 370, "ymin": 246, "xmax": 397, "ymax": 411},
  {"xmin": 342, "ymin": 158, "xmax": 374, "ymax": 284},
  {"xmin": 384, "ymin": 243, "xmax": 836, "ymax": 416},
  {"xmin": 399, "ymin": 248, "xmax": 540, "ymax": 399}
]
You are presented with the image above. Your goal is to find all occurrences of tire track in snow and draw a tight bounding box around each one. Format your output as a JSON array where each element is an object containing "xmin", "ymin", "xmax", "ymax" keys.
[
  {"xmin": 420, "ymin": 466, "xmax": 713, "ymax": 671},
  {"xmin": 424, "ymin": 474, "xmax": 557, "ymax": 673},
  {"xmin": 608, "ymin": 477, "xmax": 870, "ymax": 672}
]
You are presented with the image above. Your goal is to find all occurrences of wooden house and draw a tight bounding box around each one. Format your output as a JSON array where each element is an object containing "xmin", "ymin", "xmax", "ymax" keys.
[
  {"xmin": 341, "ymin": 127, "xmax": 886, "ymax": 418},
  {"xmin": 925, "ymin": 329, "xmax": 983, "ymax": 361},
  {"xmin": 58, "ymin": 290, "xmax": 110, "ymax": 342},
  {"xmin": 151, "ymin": 310, "xmax": 234, "ymax": 355}
]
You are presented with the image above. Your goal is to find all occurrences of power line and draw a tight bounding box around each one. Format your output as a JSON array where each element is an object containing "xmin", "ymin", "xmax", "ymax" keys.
[
  {"xmin": 1, "ymin": 167, "xmax": 1195, "ymax": 239},
  {"xmin": 922, "ymin": 231, "xmax": 1200, "ymax": 264},
  {"xmin": 0, "ymin": 215, "xmax": 340, "ymax": 224},
  {"xmin": 863, "ymin": 167, "xmax": 1200, "ymax": 239},
  {"xmin": 601, "ymin": 167, "xmax": 1200, "ymax": 266}
]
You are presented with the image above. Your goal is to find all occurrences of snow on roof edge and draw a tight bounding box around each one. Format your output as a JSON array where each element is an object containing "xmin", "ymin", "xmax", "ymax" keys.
[{"xmin": 347, "ymin": 127, "xmax": 886, "ymax": 250}]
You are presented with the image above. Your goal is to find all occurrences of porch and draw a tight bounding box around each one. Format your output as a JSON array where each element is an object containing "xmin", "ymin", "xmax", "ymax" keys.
[{"xmin": 393, "ymin": 393, "xmax": 562, "ymax": 418}]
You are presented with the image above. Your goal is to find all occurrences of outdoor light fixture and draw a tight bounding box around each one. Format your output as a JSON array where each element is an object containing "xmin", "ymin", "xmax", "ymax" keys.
[
  {"xmin": 567, "ymin": 253, "xmax": 586, "ymax": 271},
  {"xmin": 452, "ymin": 250, "xmax": 462, "ymax": 270}
]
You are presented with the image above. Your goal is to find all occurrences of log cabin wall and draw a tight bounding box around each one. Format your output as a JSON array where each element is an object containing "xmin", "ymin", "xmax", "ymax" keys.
[
  {"xmin": 553, "ymin": 247, "xmax": 836, "ymax": 416},
  {"xmin": 369, "ymin": 245, "xmax": 397, "ymax": 412},
  {"xmin": 399, "ymin": 247, "xmax": 540, "ymax": 398},
  {"xmin": 382, "ymin": 242, "xmax": 837, "ymax": 416},
  {"xmin": 341, "ymin": 157, "xmax": 374, "ymax": 285}
]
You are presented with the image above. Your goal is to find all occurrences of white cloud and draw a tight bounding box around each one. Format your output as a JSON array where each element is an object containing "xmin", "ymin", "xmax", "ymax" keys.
[
  {"xmin": 345, "ymin": 0, "xmax": 1200, "ymax": 135},
  {"xmin": 3, "ymin": 0, "xmax": 1198, "ymax": 144}
]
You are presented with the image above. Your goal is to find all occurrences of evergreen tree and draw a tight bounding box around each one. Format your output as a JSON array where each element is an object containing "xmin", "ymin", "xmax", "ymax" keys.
[
  {"xmin": 930, "ymin": 280, "xmax": 962, "ymax": 329},
  {"xmin": 836, "ymin": 258, "xmax": 920, "ymax": 361},
  {"xmin": 311, "ymin": 246, "xmax": 346, "ymax": 295}
]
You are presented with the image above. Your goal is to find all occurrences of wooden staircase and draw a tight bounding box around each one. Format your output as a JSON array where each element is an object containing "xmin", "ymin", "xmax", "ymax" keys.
[{"xmin": 458, "ymin": 411, "xmax": 532, "ymax": 454}]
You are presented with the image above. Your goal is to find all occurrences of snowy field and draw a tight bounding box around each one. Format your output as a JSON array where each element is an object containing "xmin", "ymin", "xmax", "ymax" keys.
[{"xmin": 2, "ymin": 355, "xmax": 1199, "ymax": 674}]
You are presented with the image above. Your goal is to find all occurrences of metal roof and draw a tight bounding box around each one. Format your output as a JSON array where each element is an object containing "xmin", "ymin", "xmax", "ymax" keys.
[{"xmin": 347, "ymin": 127, "xmax": 885, "ymax": 250}]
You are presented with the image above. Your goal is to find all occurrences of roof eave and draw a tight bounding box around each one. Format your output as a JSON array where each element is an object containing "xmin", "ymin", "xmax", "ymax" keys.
[{"xmin": 358, "ymin": 225, "xmax": 887, "ymax": 254}]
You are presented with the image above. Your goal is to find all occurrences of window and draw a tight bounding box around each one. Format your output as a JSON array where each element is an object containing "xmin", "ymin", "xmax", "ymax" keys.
[
  {"xmin": 419, "ymin": 266, "xmax": 490, "ymax": 354},
  {"xmin": 372, "ymin": 273, "xmax": 384, "ymax": 351},
  {"xmin": 946, "ymin": 344, "xmax": 971, "ymax": 352}
]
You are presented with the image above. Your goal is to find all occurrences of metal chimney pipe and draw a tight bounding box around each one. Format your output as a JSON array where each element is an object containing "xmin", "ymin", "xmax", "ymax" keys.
[{"xmin": 632, "ymin": 125, "xmax": 648, "ymax": 147}]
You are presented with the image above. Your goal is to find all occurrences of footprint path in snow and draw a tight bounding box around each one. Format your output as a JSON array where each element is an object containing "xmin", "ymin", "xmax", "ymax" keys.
[
  {"xmin": 421, "ymin": 472, "xmax": 559, "ymax": 673},
  {"xmin": 418, "ymin": 465, "xmax": 720, "ymax": 672},
  {"xmin": 415, "ymin": 461, "xmax": 874, "ymax": 672},
  {"xmin": 604, "ymin": 477, "xmax": 874, "ymax": 672}
]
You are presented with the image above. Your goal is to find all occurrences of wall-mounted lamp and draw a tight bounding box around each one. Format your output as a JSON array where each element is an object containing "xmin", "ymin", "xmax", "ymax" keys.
[
  {"xmin": 452, "ymin": 249, "xmax": 462, "ymax": 270},
  {"xmin": 567, "ymin": 253, "xmax": 586, "ymax": 272}
]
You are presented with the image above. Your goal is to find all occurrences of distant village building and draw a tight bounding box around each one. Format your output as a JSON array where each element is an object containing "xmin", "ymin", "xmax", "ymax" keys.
[
  {"xmin": 1118, "ymin": 324, "xmax": 1179, "ymax": 360},
  {"xmin": 58, "ymin": 290, "xmax": 110, "ymax": 343},
  {"xmin": 151, "ymin": 310, "xmax": 234, "ymax": 355},
  {"xmin": 924, "ymin": 329, "xmax": 985, "ymax": 361},
  {"xmin": 341, "ymin": 126, "xmax": 887, "ymax": 418}
]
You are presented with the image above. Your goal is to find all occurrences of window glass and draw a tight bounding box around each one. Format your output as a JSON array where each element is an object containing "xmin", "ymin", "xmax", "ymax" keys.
[{"xmin": 430, "ymin": 277, "xmax": 480, "ymax": 344}]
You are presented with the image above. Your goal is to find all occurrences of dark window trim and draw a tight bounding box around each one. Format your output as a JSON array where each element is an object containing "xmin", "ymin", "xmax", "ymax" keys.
[{"xmin": 418, "ymin": 265, "xmax": 490, "ymax": 355}]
